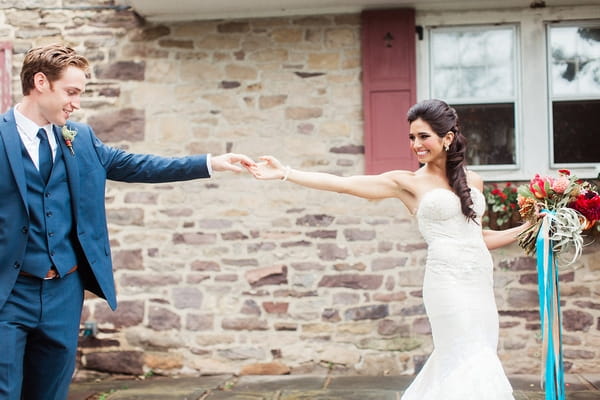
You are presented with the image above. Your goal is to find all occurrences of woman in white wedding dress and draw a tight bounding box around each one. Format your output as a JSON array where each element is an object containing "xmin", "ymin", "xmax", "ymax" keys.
[{"xmin": 250, "ymin": 99, "xmax": 531, "ymax": 399}]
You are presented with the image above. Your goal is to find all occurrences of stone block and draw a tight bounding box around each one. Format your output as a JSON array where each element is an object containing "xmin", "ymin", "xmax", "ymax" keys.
[
  {"xmin": 378, "ymin": 319, "xmax": 410, "ymax": 336},
  {"xmin": 320, "ymin": 344, "xmax": 360, "ymax": 365},
  {"xmin": 330, "ymin": 144, "xmax": 364, "ymax": 154},
  {"xmin": 191, "ymin": 260, "xmax": 220, "ymax": 271},
  {"xmin": 112, "ymin": 249, "xmax": 143, "ymax": 270},
  {"xmin": 507, "ymin": 288, "xmax": 539, "ymax": 308},
  {"xmin": 358, "ymin": 336, "xmax": 421, "ymax": 352},
  {"xmin": 263, "ymin": 301, "xmax": 289, "ymax": 314},
  {"xmin": 172, "ymin": 287, "xmax": 203, "ymax": 309},
  {"xmin": 240, "ymin": 361, "xmax": 290, "ymax": 375},
  {"xmin": 272, "ymin": 28, "xmax": 303, "ymax": 43},
  {"xmin": 372, "ymin": 257, "xmax": 408, "ymax": 271},
  {"xmin": 172, "ymin": 232, "xmax": 217, "ymax": 245},
  {"xmin": 148, "ymin": 306, "xmax": 181, "ymax": 331},
  {"xmin": 307, "ymin": 53, "xmax": 340, "ymax": 69},
  {"xmin": 106, "ymin": 207, "xmax": 144, "ymax": 226},
  {"xmin": 344, "ymin": 304, "xmax": 389, "ymax": 321},
  {"xmin": 186, "ymin": 313, "xmax": 214, "ymax": 331},
  {"xmin": 158, "ymin": 39, "xmax": 194, "ymax": 49},
  {"xmin": 95, "ymin": 61, "xmax": 145, "ymax": 81},
  {"xmin": 217, "ymin": 21, "xmax": 250, "ymax": 33},
  {"xmin": 245, "ymin": 265, "xmax": 288, "ymax": 287},
  {"xmin": 144, "ymin": 351, "xmax": 184, "ymax": 370},
  {"xmin": 563, "ymin": 309, "xmax": 594, "ymax": 331},
  {"xmin": 319, "ymin": 274, "xmax": 383, "ymax": 290},
  {"xmin": 317, "ymin": 243, "xmax": 348, "ymax": 261},
  {"xmin": 84, "ymin": 350, "xmax": 144, "ymax": 375},
  {"xmin": 130, "ymin": 25, "xmax": 171, "ymax": 41},
  {"xmin": 95, "ymin": 300, "xmax": 144, "ymax": 328},
  {"xmin": 259, "ymin": 95, "xmax": 288, "ymax": 109},
  {"xmin": 221, "ymin": 317, "xmax": 269, "ymax": 331},
  {"xmin": 88, "ymin": 108, "xmax": 145, "ymax": 142},
  {"xmin": 285, "ymin": 107, "xmax": 323, "ymax": 120}
]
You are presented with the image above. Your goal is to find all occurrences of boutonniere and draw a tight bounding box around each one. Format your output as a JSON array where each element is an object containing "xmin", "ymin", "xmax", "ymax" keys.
[{"xmin": 61, "ymin": 125, "xmax": 78, "ymax": 155}]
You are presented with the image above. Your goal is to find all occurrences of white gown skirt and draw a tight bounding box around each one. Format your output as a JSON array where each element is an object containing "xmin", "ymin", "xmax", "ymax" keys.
[{"xmin": 401, "ymin": 275, "xmax": 514, "ymax": 400}]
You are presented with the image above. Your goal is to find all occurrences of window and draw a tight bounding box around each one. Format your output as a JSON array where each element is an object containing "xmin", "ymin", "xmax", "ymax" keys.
[
  {"xmin": 417, "ymin": 7, "xmax": 600, "ymax": 181},
  {"xmin": 548, "ymin": 23, "xmax": 600, "ymax": 166},
  {"xmin": 429, "ymin": 26, "xmax": 518, "ymax": 168}
]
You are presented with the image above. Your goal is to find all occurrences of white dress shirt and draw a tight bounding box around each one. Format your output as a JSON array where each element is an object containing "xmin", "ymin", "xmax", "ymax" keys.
[{"xmin": 14, "ymin": 104, "xmax": 56, "ymax": 171}]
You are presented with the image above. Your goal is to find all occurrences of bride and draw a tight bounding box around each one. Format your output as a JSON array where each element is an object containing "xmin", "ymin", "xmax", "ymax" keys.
[{"xmin": 250, "ymin": 99, "xmax": 531, "ymax": 399}]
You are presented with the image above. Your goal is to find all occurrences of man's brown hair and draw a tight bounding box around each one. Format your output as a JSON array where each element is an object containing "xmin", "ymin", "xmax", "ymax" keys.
[{"xmin": 20, "ymin": 43, "xmax": 90, "ymax": 95}]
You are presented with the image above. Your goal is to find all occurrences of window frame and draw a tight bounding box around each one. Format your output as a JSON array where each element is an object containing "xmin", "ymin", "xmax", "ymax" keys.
[
  {"xmin": 547, "ymin": 20, "xmax": 600, "ymax": 169},
  {"xmin": 415, "ymin": 6, "xmax": 600, "ymax": 182},
  {"xmin": 427, "ymin": 24, "xmax": 521, "ymax": 172}
]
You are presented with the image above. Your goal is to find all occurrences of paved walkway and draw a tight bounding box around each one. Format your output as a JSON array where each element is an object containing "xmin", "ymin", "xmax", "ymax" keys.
[{"xmin": 68, "ymin": 373, "xmax": 600, "ymax": 399}]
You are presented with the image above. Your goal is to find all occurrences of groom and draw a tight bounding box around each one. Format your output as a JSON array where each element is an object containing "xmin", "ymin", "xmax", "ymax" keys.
[{"xmin": 0, "ymin": 43, "xmax": 254, "ymax": 400}]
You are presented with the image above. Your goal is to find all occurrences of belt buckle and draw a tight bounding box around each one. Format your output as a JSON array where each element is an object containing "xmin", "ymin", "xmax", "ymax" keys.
[{"xmin": 43, "ymin": 269, "xmax": 59, "ymax": 280}]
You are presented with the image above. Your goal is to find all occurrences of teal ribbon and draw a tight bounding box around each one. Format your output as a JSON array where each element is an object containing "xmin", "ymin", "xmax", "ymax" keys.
[{"xmin": 536, "ymin": 212, "xmax": 565, "ymax": 400}]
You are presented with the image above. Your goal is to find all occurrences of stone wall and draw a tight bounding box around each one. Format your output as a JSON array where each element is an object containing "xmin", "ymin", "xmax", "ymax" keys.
[{"xmin": 2, "ymin": 0, "xmax": 599, "ymax": 377}]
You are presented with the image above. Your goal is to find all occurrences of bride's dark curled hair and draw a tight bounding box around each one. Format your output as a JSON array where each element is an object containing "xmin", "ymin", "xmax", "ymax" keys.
[{"xmin": 407, "ymin": 99, "xmax": 476, "ymax": 221}]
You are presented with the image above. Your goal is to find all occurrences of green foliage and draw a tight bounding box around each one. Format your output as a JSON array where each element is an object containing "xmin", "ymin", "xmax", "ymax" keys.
[{"xmin": 483, "ymin": 183, "xmax": 519, "ymax": 226}]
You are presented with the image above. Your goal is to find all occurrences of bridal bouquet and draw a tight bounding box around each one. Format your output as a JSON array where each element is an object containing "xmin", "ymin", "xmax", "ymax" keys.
[
  {"xmin": 517, "ymin": 169, "xmax": 599, "ymax": 264},
  {"xmin": 517, "ymin": 170, "xmax": 599, "ymax": 400}
]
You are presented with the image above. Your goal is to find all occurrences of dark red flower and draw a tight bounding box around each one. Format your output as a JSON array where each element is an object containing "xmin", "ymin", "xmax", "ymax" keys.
[
  {"xmin": 558, "ymin": 169, "xmax": 571, "ymax": 176},
  {"xmin": 570, "ymin": 191, "xmax": 600, "ymax": 223}
]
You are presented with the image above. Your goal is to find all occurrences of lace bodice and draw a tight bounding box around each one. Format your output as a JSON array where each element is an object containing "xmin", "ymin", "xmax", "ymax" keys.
[
  {"xmin": 416, "ymin": 187, "xmax": 493, "ymax": 284},
  {"xmin": 416, "ymin": 187, "xmax": 486, "ymax": 243}
]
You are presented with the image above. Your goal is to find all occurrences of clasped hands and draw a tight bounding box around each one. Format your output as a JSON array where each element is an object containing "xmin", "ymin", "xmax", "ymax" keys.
[{"xmin": 211, "ymin": 153, "xmax": 286, "ymax": 180}]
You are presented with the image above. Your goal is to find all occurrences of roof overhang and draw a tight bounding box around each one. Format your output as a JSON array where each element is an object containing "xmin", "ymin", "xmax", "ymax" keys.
[{"xmin": 120, "ymin": 0, "xmax": 594, "ymax": 22}]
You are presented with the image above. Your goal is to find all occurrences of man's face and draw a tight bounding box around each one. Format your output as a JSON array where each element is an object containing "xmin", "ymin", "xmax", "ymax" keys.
[{"xmin": 36, "ymin": 65, "xmax": 86, "ymax": 126}]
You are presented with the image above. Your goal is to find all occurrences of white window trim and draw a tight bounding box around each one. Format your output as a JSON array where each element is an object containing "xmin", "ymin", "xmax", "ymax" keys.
[
  {"xmin": 428, "ymin": 24, "xmax": 521, "ymax": 172},
  {"xmin": 415, "ymin": 5, "xmax": 600, "ymax": 182},
  {"xmin": 547, "ymin": 20, "xmax": 600, "ymax": 170}
]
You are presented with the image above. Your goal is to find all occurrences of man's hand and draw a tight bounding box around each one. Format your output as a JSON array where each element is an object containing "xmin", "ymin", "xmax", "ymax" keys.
[
  {"xmin": 210, "ymin": 153, "xmax": 255, "ymax": 173},
  {"xmin": 249, "ymin": 155, "xmax": 287, "ymax": 180}
]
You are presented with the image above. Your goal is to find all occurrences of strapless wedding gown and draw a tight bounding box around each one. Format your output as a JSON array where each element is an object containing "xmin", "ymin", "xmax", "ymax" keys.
[{"xmin": 402, "ymin": 187, "xmax": 514, "ymax": 400}]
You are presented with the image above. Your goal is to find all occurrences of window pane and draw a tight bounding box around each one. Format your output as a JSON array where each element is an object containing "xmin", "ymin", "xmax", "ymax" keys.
[
  {"xmin": 550, "ymin": 26, "xmax": 600, "ymax": 97},
  {"xmin": 552, "ymin": 99, "xmax": 600, "ymax": 164},
  {"xmin": 453, "ymin": 103, "xmax": 516, "ymax": 166},
  {"xmin": 549, "ymin": 24, "xmax": 600, "ymax": 165},
  {"xmin": 431, "ymin": 28, "xmax": 515, "ymax": 100}
]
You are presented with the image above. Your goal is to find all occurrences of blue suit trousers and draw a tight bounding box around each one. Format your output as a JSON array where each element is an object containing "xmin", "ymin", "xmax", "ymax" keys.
[{"xmin": 0, "ymin": 271, "xmax": 84, "ymax": 400}]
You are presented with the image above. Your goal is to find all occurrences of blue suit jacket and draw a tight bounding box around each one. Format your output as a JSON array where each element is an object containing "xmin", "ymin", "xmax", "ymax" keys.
[{"xmin": 0, "ymin": 108, "xmax": 210, "ymax": 310}]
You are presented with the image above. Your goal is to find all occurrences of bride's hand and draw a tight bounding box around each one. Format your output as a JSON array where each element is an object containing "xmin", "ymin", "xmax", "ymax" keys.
[{"xmin": 250, "ymin": 155, "xmax": 288, "ymax": 180}]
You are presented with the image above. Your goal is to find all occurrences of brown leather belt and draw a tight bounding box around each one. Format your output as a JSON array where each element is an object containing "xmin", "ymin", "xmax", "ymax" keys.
[{"xmin": 19, "ymin": 265, "xmax": 78, "ymax": 280}]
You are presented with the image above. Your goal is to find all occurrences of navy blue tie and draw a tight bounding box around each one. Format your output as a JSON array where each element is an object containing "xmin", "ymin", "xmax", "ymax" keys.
[{"xmin": 37, "ymin": 128, "xmax": 53, "ymax": 184}]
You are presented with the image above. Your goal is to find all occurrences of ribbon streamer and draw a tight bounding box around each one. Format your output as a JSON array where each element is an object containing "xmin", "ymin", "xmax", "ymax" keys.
[{"xmin": 536, "ymin": 213, "xmax": 565, "ymax": 400}]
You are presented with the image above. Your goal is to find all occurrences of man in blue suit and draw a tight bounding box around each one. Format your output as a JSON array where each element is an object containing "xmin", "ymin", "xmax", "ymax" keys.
[{"xmin": 0, "ymin": 43, "xmax": 254, "ymax": 400}]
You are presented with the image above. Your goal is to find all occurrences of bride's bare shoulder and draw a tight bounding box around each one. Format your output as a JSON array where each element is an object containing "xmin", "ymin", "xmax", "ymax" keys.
[
  {"xmin": 381, "ymin": 169, "xmax": 420, "ymax": 190},
  {"xmin": 467, "ymin": 170, "xmax": 484, "ymax": 191},
  {"xmin": 383, "ymin": 169, "xmax": 417, "ymax": 179}
]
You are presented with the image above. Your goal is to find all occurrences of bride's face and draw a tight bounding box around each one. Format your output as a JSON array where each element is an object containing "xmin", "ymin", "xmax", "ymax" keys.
[{"xmin": 408, "ymin": 118, "xmax": 445, "ymax": 163}]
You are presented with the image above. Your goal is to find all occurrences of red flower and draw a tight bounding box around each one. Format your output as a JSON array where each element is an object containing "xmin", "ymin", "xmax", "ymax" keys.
[
  {"xmin": 558, "ymin": 169, "xmax": 571, "ymax": 176},
  {"xmin": 529, "ymin": 174, "xmax": 550, "ymax": 199},
  {"xmin": 570, "ymin": 191, "xmax": 600, "ymax": 223}
]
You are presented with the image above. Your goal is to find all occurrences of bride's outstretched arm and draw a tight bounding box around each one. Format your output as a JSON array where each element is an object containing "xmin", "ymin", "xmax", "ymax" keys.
[
  {"xmin": 251, "ymin": 155, "xmax": 413, "ymax": 200},
  {"xmin": 482, "ymin": 221, "xmax": 532, "ymax": 250}
]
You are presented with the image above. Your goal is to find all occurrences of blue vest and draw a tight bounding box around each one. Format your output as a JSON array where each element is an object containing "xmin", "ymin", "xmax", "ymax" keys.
[{"xmin": 21, "ymin": 133, "xmax": 80, "ymax": 277}]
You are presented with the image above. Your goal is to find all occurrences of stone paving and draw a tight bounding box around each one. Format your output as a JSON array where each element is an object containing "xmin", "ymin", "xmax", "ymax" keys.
[{"xmin": 67, "ymin": 373, "xmax": 600, "ymax": 400}]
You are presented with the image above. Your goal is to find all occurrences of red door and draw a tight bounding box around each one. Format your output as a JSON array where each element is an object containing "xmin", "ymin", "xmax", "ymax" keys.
[
  {"xmin": 0, "ymin": 42, "xmax": 12, "ymax": 113},
  {"xmin": 362, "ymin": 9, "xmax": 418, "ymax": 174}
]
